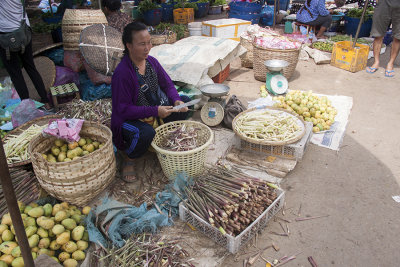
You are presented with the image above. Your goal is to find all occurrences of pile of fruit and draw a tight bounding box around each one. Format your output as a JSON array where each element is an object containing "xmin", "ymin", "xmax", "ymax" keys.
[
  {"xmin": 273, "ymin": 90, "xmax": 338, "ymax": 133},
  {"xmin": 43, "ymin": 138, "xmax": 104, "ymax": 163},
  {"xmin": 312, "ymin": 42, "xmax": 334, "ymax": 53},
  {"xmin": 0, "ymin": 201, "xmax": 91, "ymax": 267}
]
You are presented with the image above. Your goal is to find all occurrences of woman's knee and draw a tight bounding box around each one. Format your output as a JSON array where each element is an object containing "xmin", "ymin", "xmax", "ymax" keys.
[{"xmin": 141, "ymin": 125, "xmax": 156, "ymax": 141}]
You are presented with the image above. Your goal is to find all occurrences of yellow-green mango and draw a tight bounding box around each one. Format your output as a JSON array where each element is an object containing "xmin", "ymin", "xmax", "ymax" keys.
[
  {"xmin": 43, "ymin": 204, "xmax": 53, "ymax": 217},
  {"xmin": 63, "ymin": 258, "xmax": 78, "ymax": 267},
  {"xmin": 76, "ymin": 240, "xmax": 88, "ymax": 251},
  {"xmin": 62, "ymin": 241, "xmax": 77, "ymax": 253},
  {"xmin": 71, "ymin": 226, "xmax": 84, "ymax": 241},
  {"xmin": 28, "ymin": 207, "xmax": 44, "ymax": 218},
  {"xmin": 71, "ymin": 250, "xmax": 85, "ymax": 261},
  {"xmin": 61, "ymin": 219, "xmax": 76, "ymax": 230},
  {"xmin": 38, "ymin": 238, "xmax": 50, "ymax": 249},
  {"xmin": 28, "ymin": 234, "xmax": 40, "ymax": 248}
]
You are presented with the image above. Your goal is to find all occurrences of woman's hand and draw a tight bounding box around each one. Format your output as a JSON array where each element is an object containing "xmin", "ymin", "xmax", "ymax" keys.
[
  {"xmin": 174, "ymin": 100, "xmax": 189, "ymax": 113},
  {"xmin": 158, "ymin": 106, "xmax": 175, "ymax": 118}
]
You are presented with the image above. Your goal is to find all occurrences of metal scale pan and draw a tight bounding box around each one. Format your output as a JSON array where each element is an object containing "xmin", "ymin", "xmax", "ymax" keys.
[{"xmin": 199, "ymin": 84, "xmax": 230, "ymax": 127}]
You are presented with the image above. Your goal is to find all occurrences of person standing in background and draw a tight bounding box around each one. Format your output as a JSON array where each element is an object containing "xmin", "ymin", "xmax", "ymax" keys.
[
  {"xmin": 296, "ymin": 0, "xmax": 333, "ymax": 39},
  {"xmin": 102, "ymin": 0, "xmax": 134, "ymax": 33},
  {"xmin": 0, "ymin": 0, "xmax": 51, "ymax": 109},
  {"xmin": 366, "ymin": 0, "xmax": 400, "ymax": 77}
]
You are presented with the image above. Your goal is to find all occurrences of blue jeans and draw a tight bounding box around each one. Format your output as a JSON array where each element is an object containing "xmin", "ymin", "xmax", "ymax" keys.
[{"xmin": 121, "ymin": 95, "xmax": 191, "ymax": 158}]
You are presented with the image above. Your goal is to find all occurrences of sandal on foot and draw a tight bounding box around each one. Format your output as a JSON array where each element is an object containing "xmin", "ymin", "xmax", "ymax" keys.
[
  {"xmin": 366, "ymin": 67, "xmax": 378, "ymax": 74},
  {"xmin": 385, "ymin": 70, "xmax": 394, "ymax": 77},
  {"xmin": 121, "ymin": 160, "xmax": 137, "ymax": 183}
]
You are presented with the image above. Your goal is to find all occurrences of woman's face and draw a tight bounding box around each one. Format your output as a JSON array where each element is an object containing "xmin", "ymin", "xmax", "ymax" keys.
[{"xmin": 127, "ymin": 30, "xmax": 152, "ymax": 61}]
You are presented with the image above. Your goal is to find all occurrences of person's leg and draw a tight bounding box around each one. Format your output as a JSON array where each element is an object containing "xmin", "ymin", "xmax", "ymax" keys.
[
  {"xmin": 163, "ymin": 95, "xmax": 192, "ymax": 123},
  {"xmin": 385, "ymin": 38, "xmax": 399, "ymax": 75},
  {"xmin": 0, "ymin": 46, "xmax": 30, "ymax": 100},
  {"xmin": 385, "ymin": 7, "xmax": 400, "ymax": 74},
  {"xmin": 369, "ymin": 0, "xmax": 391, "ymax": 71},
  {"xmin": 120, "ymin": 120, "xmax": 156, "ymax": 182},
  {"xmin": 316, "ymin": 15, "xmax": 332, "ymax": 38},
  {"xmin": 20, "ymin": 41, "xmax": 50, "ymax": 105}
]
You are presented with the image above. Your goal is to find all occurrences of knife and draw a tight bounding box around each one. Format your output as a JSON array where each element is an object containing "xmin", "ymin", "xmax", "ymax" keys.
[{"xmin": 172, "ymin": 98, "xmax": 201, "ymax": 110}]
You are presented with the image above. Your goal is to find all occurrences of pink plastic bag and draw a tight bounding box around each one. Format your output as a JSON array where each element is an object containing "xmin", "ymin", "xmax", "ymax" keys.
[
  {"xmin": 83, "ymin": 61, "xmax": 112, "ymax": 86},
  {"xmin": 54, "ymin": 66, "xmax": 80, "ymax": 87},
  {"xmin": 43, "ymin": 119, "xmax": 84, "ymax": 143},
  {"xmin": 11, "ymin": 99, "xmax": 45, "ymax": 128},
  {"xmin": 64, "ymin": 50, "xmax": 84, "ymax": 73}
]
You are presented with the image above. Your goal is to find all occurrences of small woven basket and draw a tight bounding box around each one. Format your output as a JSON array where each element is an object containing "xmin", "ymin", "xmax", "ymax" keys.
[
  {"xmin": 253, "ymin": 44, "xmax": 300, "ymax": 82},
  {"xmin": 240, "ymin": 36, "xmax": 253, "ymax": 68},
  {"xmin": 151, "ymin": 32, "xmax": 177, "ymax": 46},
  {"xmin": 62, "ymin": 9, "xmax": 108, "ymax": 51},
  {"xmin": 28, "ymin": 121, "xmax": 116, "ymax": 206},
  {"xmin": 151, "ymin": 121, "xmax": 213, "ymax": 179}
]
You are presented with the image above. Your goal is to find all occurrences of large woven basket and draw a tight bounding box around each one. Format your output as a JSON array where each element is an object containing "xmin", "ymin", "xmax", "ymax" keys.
[
  {"xmin": 62, "ymin": 9, "xmax": 108, "ymax": 51},
  {"xmin": 28, "ymin": 121, "xmax": 116, "ymax": 206},
  {"xmin": 151, "ymin": 32, "xmax": 177, "ymax": 46},
  {"xmin": 151, "ymin": 121, "xmax": 213, "ymax": 179},
  {"xmin": 240, "ymin": 37, "xmax": 253, "ymax": 68},
  {"xmin": 253, "ymin": 44, "xmax": 300, "ymax": 82}
]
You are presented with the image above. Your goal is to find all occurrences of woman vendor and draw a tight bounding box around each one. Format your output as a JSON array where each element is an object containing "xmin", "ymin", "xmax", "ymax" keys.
[
  {"xmin": 111, "ymin": 22, "xmax": 190, "ymax": 182},
  {"xmin": 296, "ymin": 0, "xmax": 333, "ymax": 38}
]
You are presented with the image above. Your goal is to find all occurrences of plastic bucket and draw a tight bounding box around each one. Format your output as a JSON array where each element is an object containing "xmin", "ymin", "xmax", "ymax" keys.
[
  {"xmin": 161, "ymin": 3, "xmax": 174, "ymax": 22},
  {"xmin": 188, "ymin": 22, "xmax": 202, "ymax": 36},
  {"xmin": 42, "ymin": 15, "xmax": 63, "ymax": 24},
  {"xmin": 209, "ymin": 5, "xmax": 222, "ymax": 15},
  {"xmin": 344, "ymin": 16, "xmax": 372, "ymax": 37},
  {"xmin": 132, "ymin": 6, "xmax": 142, "ymax": 20},
  {"xmin": 195, "ymin": 2, "xmax": 210, "ymax": 18},
  {"xmin": 143, "ymin": 8, "xmax": 162, "ymax": 26}
]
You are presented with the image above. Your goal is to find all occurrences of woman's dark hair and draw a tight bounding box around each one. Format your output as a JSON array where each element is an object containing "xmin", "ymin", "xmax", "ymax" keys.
[
  {"xmin": 102, "ymin": 0, "xmax": 121, "ymax": 12},
  {"xmin": 122, "ymin": 22, "xmax": 148, "ymax": 54}
]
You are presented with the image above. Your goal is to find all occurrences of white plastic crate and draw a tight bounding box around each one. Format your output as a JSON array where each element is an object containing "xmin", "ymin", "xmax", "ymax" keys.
[
  {"xmin": 239, "ymin": 121, "xmax": 313, "ymax": 162},
  {"xmin": 202, "ymin": 19, "xmax": 251, "ymax": 41},
  {"xmin": 179, "ymin": 189, "xmax": 284, "ymax": 254}
]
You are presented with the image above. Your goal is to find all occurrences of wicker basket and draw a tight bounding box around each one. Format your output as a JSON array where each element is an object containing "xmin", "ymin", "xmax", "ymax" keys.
[
  {"xmin": 62, "ymin": 9, "xmax": 108, "ymax": 51},
  {"xmin": 151, "ymin": 121, "xmax": 213, "ymax": 179},
  {"xmin": 253, "ymin": 44, "xmax": 300, "ymax": 81},
  {"xmin": 28, "ymin": 121, "xmax": 116, "ymax": 206},
  {"xmin": 151, "ymin": 32, "xmax": 177, "ymax": 46},
  {"xmin": 240, "ymin": 37, "xmax": 253, "ymax": 68}
]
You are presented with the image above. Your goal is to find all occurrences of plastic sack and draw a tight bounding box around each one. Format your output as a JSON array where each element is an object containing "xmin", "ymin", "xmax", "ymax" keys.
[
  {"xmin": 43, "ymin": 119, "xmax": 84, "ymax": 142},
  {"xmin": 260, "ymin": 5, "xmax": 274, "ymax": 26},
  {"xmin": 0, "ymin": 77, "xmax": 13, "ymax": 108},
  {"xmin": 64, "ymin": 50, "xmax": 85, "ymax": 73},
  {"xmin": 44, "ymin": 48, "xmax": 64, "ymax": 66},
  {"xmin": 54, "ymin": 66, "xmax": 80, "ymax": 87},
  {"xmin": 11, "ymin": 99, "xmax": 45, "ymax": 128},
  {"xmin": 83, "ymin": 61, "xmax": 112, "ymax": 86},
  {"xmin": 80, "ymin": 72, "xmax": 111, "ymax": 101}
]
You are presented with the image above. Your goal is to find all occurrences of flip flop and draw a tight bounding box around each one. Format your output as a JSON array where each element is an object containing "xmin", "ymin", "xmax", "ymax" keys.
[
  {"xmin": 121, "ymin": 160, "xmax": 137, "ymax": 183},
  {"xmin": 366, "ymin": 67, "xmax": 378, "ymax": 74},
  {"xmin": 385, "ymin": 70, "xmax": 394, "ymax": 77}
]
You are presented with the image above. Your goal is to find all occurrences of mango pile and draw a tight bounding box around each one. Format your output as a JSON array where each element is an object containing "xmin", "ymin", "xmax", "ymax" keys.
[
  {"xmin": 0, "ymin": 201, "xmax": 91, "ymax": 267},
  {"xmin": 43, "ymin": 138, "xmax": 104, "ymax": 163},
  {"xmin": 273, "ymin": 90, "xmax": 338, "ymax": 133}
]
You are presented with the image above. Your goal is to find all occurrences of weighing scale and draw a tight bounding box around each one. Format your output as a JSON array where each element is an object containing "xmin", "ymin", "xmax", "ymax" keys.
[
  {"xmin": 264, "ymin": 59, "xmax": 289, "ymax": 96},
  {"xmin": 199, "ymin": 84, "xmax": 230, "ymax": 127}
]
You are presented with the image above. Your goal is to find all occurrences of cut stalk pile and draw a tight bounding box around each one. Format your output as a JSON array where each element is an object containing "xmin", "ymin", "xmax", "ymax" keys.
[
  {"xmin": 3, "ymin": 124, "xmax": 46, "ymax": 164},
  {"xmin": 235, "ymin": 110, "xmax": 302, "ymax": 142},
  {"xmin": 100, "ymin": 234, "xmax": 194, "ymax": 267},
  {"xmin": 160, "ymin": 124, "xmax": 201, "ymax": 152},
  {"xmin": 0, "ymin": 167, "xmax": 40, "ymax": 216},
  {"xmin": 57, "ymin": 99, "xmax": 112, "ymax": 125},
  {"xmin": 184, "ymin": 167, "xmax": 278, "ymax": 236}
]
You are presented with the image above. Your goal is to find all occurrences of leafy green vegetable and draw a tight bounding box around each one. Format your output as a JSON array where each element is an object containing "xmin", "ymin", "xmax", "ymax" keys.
[
  {"xmin": 154, "ymin": 23, "xmax": 187, "ymax": 40},
  {"xmin": 138, "ymin": 0, "xmax": 161, "ymax": 14},
  {"xmin": 346, "ymin": 7, "xmax": 373, "ymax": 21},
  {"xmin": 32, "ymin": 22, "xmax": 61, "ymax": 33},
  {"xmin": 211, "ymin": 0, "xmax": 226, "ymax": 6}
]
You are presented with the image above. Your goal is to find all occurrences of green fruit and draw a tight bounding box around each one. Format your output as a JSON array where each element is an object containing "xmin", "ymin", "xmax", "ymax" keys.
[
  {"xmin": 17, "ymin": 201, "xmax": 25, "ymax": 214},
  {"xmin": 51, "ymin": 256, "xmax": 59, "ymax": 263},
  {"xmin": 10, "ymin": 225, "xmax": 15, "ymax": 235},
  {"xmin": 85, "ymin": 138, "xmax": 92, "ymax": 145},
  {"xmin": 0, "ymin": 260, "xmax": 7, "ymax": 267},
  {"xmin": 85, "ymin": 144, "xmax": 95, "ymax": 153},
  {"xmin": 78, "ymin": 138, "xmax": 86, "ymax": 146},
  {"xmin": 82, "ymin": 231, "xmax": 89, "ymax": 241},
  {"xmin": 55, "ymin": 211, "xmax": 68, "ymax": 222},
  {"xmin": 62, "ymin": 218, "xmax": 76, "ymax": 230},
  {"xmin": 51, "ymin": 146, "xmax": 61, "ymax": 157},
  {"xmin": 2, "ymin": 229, "xmax": 14, "ymax": 241},
  {"xmin": 92, "ymin": 141, "xmax": 100, "ymax": 149},
  {"xmin": 49, "ymin": 240, "xmax": 61, "ymax": 250},
  {"xmin": 38, "ymin": 248, "xmax": 53, "ymax": 257},
  {"xmin": 1, "ymin": 214, "xmax": 12, "ymax": 225},
  {"xmin": 31, "ymin": 252, "xmax": 37, "ymax": 260},
  {"xmin": 82, "ymin": 151, "xmax": 89, "ymax": 156},
  {"xmin": 11, "ymin": 246, "xmax": 21, "ymax": 257},
  {"xmin": 62, "ymin": 241, "xmax": 77, "ymax": 253},
  {"xmin": 29, "ymin": 203, "xmax": 38, "ymax": 208},
  {"xmin": 37, "ymin": 227, "xmax": 48, "ymax": 238},
  {"xmin": 24, "ymin": 206, "xmax": 33, "ymax": 215},
  {"xmin": 72, "ymin": 250, "xmax": 85, "ymax": 261},
  {"xmin": 11, "ymin": 257, "xmax": 24, "ymax": 267},
  {"xmin": 28, "ymin": 234, "xmax": 40, "ymax": 248},
  {"xmin": 0, "ymin": 241, "xmax": 18, "ymax": 254},
  {"xmin": 82, "ymin": 206, "xmax": 91, "ymax": 215},
  {"xmin": 71, "ymin": 226, "xmax": 84, "ymax": 241},
  {"xmin": 52, "ymin": 224, "xmax": 65, "ymax": 235},
  {"xmin": 0, "ymin": 255, "xmax": 14, "ymax": 266},
  {"xmin": 0, "ymin": 225, "xmax": 8, "ymax": 235},
  {"xmin": 55, "ymin": 139, "xmax": 65, "ymax": 147},
  {"xmin": 63, "ymin": 258, "xmax": 78, "ymax": 267},
  {"xmin": 64, "ymin": 158, "xmax": 72, "ymax": 162},
  {"xmin": 25, "ymin": 226, "xmax": 37, "ymax": 238},
  {"xmin": 58, "ymin": 252, "xmax": 70, "ymax": 262},
  {"xmin": 47, "ymin": 154, "xmax": 57, "ymax": 163},
  {"xmin": 61, "ymin": 144, "xmax": 68, "ymax": 152},
  {"xmin": 76, "ymin": 240, "xmax": 88, "ymax": 251},
  {"xmin": 52, "ymin": 204, "xmax": 62, "ymax": 216},
  {"xmin": 71, "ymin": 214, "xmax": 82, "ymax": 224},
  {"xmin": 37, "ymin": 218, "xmax": 54, "ymax": 230},
  {"xmin": 38, "ymin": 238, "xmax": 50, "ymax": 249},
  {"xmin": 28, "ymin": 207, "xmax": 44, "ymax": 218},
  {"xmin": 74, "ymin": 147, "xmax": 83, "ymax": 156}
]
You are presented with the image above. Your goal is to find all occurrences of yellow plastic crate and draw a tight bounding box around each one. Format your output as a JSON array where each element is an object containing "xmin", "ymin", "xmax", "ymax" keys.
[
  {"xmin": 330, "ymin": 41, "xmax": 369, "ymax": 73},
  {"xmin": 202, "ymin": 19, "xmax": 251, "ymax": 41}
]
